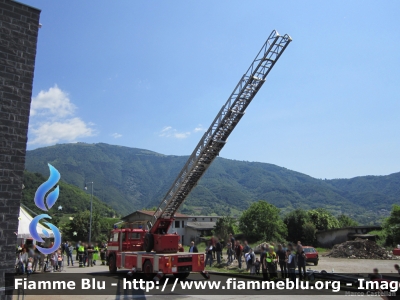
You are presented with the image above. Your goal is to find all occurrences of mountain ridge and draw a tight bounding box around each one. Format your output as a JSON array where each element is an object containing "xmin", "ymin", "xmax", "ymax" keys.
[{"xmin": 25, "ymin": 142, "xmax": 399, "ymax": 224}]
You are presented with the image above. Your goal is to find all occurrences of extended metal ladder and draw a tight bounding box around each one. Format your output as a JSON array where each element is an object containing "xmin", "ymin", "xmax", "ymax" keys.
[{"xmin": 148, "ymin": 30, "xmax": 292, "ymax": 233}]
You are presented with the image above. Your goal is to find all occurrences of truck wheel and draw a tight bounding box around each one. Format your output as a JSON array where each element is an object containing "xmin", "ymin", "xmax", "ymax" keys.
[
  {"xmin": 314, "ymin": 261, "xmax": 318, "ymax": 266},
  {"xmin": 143, "ymin": 260, "xmax": 154, "ymax": 280},
  {"xmin": 173, "ymin": 272, "xmax": 190, "ymax": 280},
  {"xmin": 144, "ymin": 233, "xmax": 154, "ymax": 252},
  {"xmin": 109, "ymin": 255, "xmax": 117, "ymax": 273}
]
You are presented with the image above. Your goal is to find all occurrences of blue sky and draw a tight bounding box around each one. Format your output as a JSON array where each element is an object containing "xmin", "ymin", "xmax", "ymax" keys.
[{"xmin": 23, "ymin": 0, "xmax": 400, "ymax": 179}]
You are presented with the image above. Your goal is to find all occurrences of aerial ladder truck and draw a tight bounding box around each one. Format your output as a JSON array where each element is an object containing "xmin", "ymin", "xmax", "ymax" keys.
[{"xmin": 106, "ymin": 30, "xmax": 292, "ymax": 280}]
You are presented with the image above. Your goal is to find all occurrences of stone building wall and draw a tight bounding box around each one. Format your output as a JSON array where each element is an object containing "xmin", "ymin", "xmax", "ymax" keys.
[{"xmin": 0, "ymin": 0, "xmax": 41, "ymax": 292}]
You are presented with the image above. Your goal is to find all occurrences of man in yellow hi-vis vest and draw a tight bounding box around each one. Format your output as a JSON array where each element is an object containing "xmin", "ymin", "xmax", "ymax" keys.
[
  {"xmin": 266, "ymin": 247, "xmax": 277, "ymax": 279},
  {"xmin": 93, "ymin": 244, "xmax": 99, "ymax": 265},
  {"xmin": 78, "ymin": 244, "xmax": 85, "ymax": 267}
]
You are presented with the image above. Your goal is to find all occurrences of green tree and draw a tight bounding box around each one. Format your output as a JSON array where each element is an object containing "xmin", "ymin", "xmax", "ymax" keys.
[
  {"xmin": 307, "ymin": 208, "xmax": 339, "ymax": 231},
  {"xmin": 283, "ymin": 209, "xmax": 310, "ymax": 243},
  {"xmin": 213, "ymin": 216, "xmax": 237, "ymax": 240},
  {"xmin": 239, "ymin": 201, "xmax": 287, "ymax": 242},
  {"xmin": 66, "ymin": 210, "xmax": 103, "ymax": 243},
  {"xmin": 383, "ymin": 204, "xmax": 400, "ymax": 246},
  {"xmin": 302, "ymin": 222, "xmax": 317, "ymax": 245},
  {"xmin": 337, "ymin": 214, "xmax": 358, "ymax": 228}
]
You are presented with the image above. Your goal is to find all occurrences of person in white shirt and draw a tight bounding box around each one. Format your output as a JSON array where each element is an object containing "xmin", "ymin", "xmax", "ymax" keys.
[{"xmin": 205, "ymin": 242, "xmax": 213, "ymax": 267}]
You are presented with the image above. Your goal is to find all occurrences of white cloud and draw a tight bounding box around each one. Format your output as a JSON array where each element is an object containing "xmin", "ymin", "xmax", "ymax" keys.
[
  {"xmin": 111, "ymin": 133, "xmax": 122, "ymax": 138},
  {"xmin": 174, "ymin": 132, "xmax": 191, "ymax": 139},
  {"xmin": 29, "ymin": 118, "xmax": 94, "ymax": 145},
  {"xmin": 158, "ymin": 124, "xmax": 207, "ymax": 139},
  {"xmin": 31, "ymin": 85, "xmax": 76, "ymax": 118},
  {"xmin": 159, "ymin": 126, "xmax": 191, "ymax": 139},
  {"xmin": 194, "ymin": 124, "xmax": 205, "ymax": 132},
  {"xmin": 29, "ymin": 85, "xmax": 95, "ymax": 146}
]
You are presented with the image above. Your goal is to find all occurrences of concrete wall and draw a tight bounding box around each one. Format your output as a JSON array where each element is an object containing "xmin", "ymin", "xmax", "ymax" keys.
[
  {"xmin": 0, "ymin": 0, "xmax": 40, "ymax": 293},
  {"xmin": 185, "ymin": 227, "xmax": 198, "ymax": 245},
  {"xmin": 316, "ymin": 226, "xmax": 381, "ymax": 248}
]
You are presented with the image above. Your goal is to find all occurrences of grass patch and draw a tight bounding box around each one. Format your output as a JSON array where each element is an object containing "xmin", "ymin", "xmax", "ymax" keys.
[{"xmin": 315, "ymin": 247, "xmax": 329, "ymax": 253}]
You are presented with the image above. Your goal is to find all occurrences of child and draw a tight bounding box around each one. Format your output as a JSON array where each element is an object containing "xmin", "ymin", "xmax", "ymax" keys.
[
  {"xmin": 57, "ymin": 250, "xmax": 63, "ymax": 271},
  {"xmin": 287, "ymin": 249, "xmax": 296, "ymax": 282},
  {"xmin": 26, "ymin": 257, "xmax": 33, "ymax": 277},
  {"xmin": 254, "ymin": 258, "xmax": 261, "ymax": 275},
  {"xmin": 50, "ymin": 251, "xmax": 57, "ymax": 272}
]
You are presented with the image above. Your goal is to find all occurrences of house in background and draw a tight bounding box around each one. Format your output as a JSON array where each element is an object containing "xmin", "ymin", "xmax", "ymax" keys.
[{"xmin": 121, "ymin": 211, "xmax": 222, "ymax": 245}]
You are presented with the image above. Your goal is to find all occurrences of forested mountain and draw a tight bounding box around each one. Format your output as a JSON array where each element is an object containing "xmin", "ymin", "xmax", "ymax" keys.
[
  {"xmin": 21, "ymin": 170, "xmax": 118, "ymax": 218},
  {"xmin": 25, "ymin": 143, "xmax": 399, "ymax": 224}
]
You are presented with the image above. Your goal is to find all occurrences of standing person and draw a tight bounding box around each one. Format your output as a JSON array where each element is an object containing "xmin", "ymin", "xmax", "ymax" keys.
[
  {"xmin": 287, "ymin": 249, "xmax": 296, "ymax": 281},
  {"xmin": 287, "ymin": 243, "xmax": 297, "ymax": 263},
  {"xmin": 19, "ymin": 248, "xmax": 28, "ymax": 274},
  {"xmin": 189, "ymin": 241, "xmax": 198, "ymax": 253},
  {"xmin": 210, "ymin": 236, "xmax": 216, "ymax": 259},
  {"xmin": 76, "ymin": 241, "xmax": 81, "ymax": 261},
  {"xmin": 87, "ymin": 244, "xmax": 94, "ymax": 267},
  {"xmin": 215, "ymin": 238, "xmax": 222, "ymax": 264},
  {"xmin": 276, "ymin": 244, "xmax": 288, "ymax": 278},
  {"xmin": 229, "ymin": 234, "xmax": 235, "ymax": 259},
  {"xmin": 205, "ymin": 241, "xmax": 213, "ymax": 267},
  {"xmin": 243, "ymin": 241, "xmax": 250, "ymax": 270},
  {"xmin": 248, "ymin": 248, "xmax": 256, "ymax": 275},
  {"xmin": 39, "ymin": 250, "xmax": 45, "ymax": 272},
  {"xmin": 66, "ymin": 242, "xmax": 74, "ymax": 266},
  {"xmin": 226, "ymin": 242, "xmax": 233, "ymax": 264},
  {"xmin": 266, "ymin": 247, "xmax": 277, "ymax": 279},
  {"xmin": 32, "ymin": 245, "xmax": 40, "ymax": 273},
  {"xmin": 93, "ymin": 243, "xmax": 100, "ymax": 265},
  {"xmin": 254, "ymin": 258, "xmax": 261, "ymax": 275},
  {"xmin": 57, "ymin": 249, "xmax": 63, "ymax": 271},
  {"xmin": 296, "ymin": 244, "xmax": 306, "ymax": 280},
  {"xmin": 260, "ymin": 245, "xmax": 269, "ymax": 280},
  {"xmin": 83, "ymin": 243, "xmax": 89, "ymax": 267},
  {"xmin": 235, "ymin": 241, "xmax": 243, "ymax": 269},
  {"xmin": 101, "ymin": 243, "xmax": 107, "ymax": 265},
  {"xmin": 51, "ymin": 251, "xmax": 57, "ymax": 272},
  {"xmin": 77, "ymin": 243, "xmax": 85, "ymax": 267}
]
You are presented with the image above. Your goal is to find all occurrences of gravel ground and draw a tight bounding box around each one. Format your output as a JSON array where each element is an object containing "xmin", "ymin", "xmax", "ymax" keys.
[{"xmin": 306, "ymin": 255, "xmax": 399, "ymax": 274}]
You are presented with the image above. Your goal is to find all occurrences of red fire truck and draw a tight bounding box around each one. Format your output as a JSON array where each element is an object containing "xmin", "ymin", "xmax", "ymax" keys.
[{"xmin": 106, "ymin": 30, "xmax": 292, "ymax": 280}]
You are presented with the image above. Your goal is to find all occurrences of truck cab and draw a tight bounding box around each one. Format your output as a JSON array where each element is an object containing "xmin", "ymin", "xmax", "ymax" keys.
[{"xmin": 107, "ymin": 228, "xmax": 147, "ymax": 253}]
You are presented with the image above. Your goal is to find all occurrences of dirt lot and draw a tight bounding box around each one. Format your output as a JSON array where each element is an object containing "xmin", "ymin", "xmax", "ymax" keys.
[{"xmin": 305, "ymin": 255, "xmax": 399, "ymax": 274}]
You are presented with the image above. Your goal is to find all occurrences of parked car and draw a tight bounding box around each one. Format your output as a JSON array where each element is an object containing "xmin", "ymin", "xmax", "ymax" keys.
[{"xmin": 303, "ymin": 246, "xmax": 319, "ymax": 265}]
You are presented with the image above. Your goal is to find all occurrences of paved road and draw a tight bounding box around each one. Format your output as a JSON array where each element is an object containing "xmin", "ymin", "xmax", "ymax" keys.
[{"xmin": 9, "ymin": 264, "xmax": 384, "ymax": 300}]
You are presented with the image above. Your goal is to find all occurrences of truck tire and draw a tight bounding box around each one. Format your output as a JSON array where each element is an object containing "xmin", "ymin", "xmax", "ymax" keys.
[
  {"xmin": 109, "ymin": 254, "xmax": 117, "ymax": 274},
  {"xmin": 143, "ymin": 260, "xmax": 154, "ymax": 280},
  {"xmin": 173, "ymin": 272, "xmax": 190, "ymax": 280},
  {"xmin": 314, "ymin": 261, "xmax": 318, "ymax": 266},
  {"xmin": 144, "ymin": 233, "xmax": 154, "ymax": 252}
]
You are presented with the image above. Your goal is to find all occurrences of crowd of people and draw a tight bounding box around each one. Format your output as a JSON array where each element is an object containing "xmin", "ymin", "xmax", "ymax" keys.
[
  {"xmin": 15, "ymin": 240, "xmax": 108, "ymax": 275},
  {"xmin": 203, "ymin": 236, "xmax": 310, "ymax": 281},
  {"xmin": 203, "ymin": 235, "xmax": 400, "ymax": 283}
]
